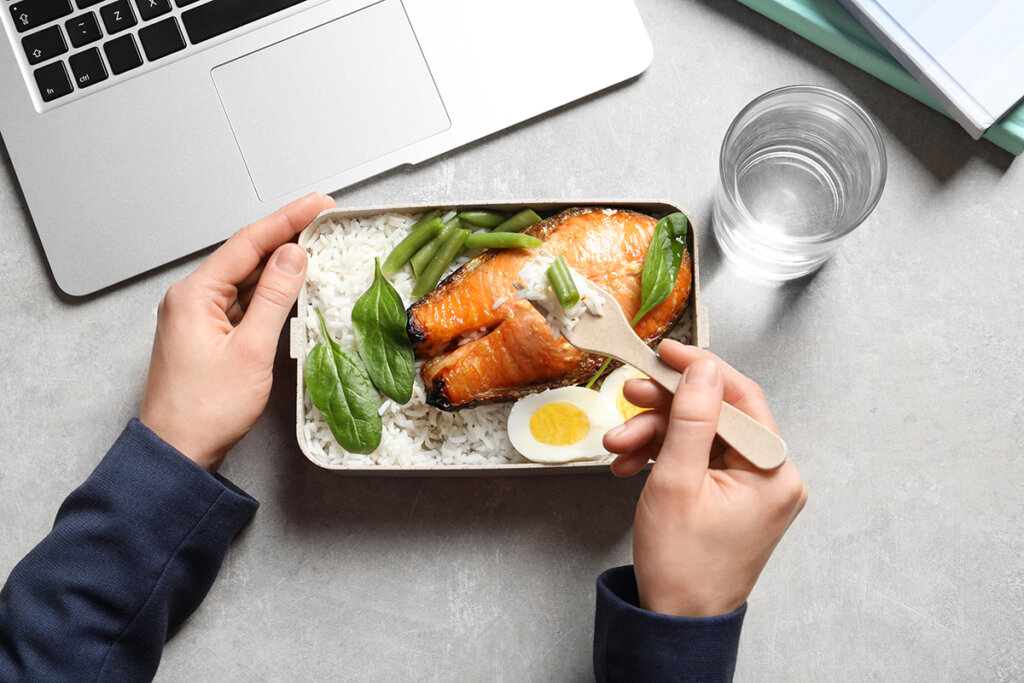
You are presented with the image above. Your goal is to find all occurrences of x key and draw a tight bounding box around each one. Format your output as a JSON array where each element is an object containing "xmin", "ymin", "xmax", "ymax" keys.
[{"xmin": 134, "ymin": 0, "xmax": 169, "ymax": 21}]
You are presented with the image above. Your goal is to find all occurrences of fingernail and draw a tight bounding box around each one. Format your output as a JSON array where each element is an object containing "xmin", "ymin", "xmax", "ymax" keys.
[
  {"xmin": 683, "ymin": 359, "xmax": 719, "ymax": 388},
  {"xmin": 275, "ymin": 244, "xmax": 306, "ymax": 276},
  {"xmin": 605, "ymin": 424, "xmax": 626, "ymax": 439}
]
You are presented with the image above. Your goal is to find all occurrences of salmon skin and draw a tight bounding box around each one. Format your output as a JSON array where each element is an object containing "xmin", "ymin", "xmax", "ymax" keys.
[{"xmin": 407, "ymin": 207, "xmax": 693, "ymax": 411}]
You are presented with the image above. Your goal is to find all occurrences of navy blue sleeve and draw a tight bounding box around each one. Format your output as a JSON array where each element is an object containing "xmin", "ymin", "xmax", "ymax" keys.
[
  {"xmin": 0, "ymin": 419, "xmax": 259, "ymax": 682},
  {"xmin": 594, "ymin": 565, "xmax": 746, "ymax": 683}
]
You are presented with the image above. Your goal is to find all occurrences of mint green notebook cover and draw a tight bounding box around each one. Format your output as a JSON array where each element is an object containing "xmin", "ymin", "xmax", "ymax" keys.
[{"xmin": 736, "ymin": 0, "xmax": 1024, "ymax": 155}]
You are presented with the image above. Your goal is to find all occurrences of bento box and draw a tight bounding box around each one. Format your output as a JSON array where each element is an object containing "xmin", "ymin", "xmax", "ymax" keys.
[{"xmin": 289, "ymin": 200, "xmax": 708, "ymax": 475}]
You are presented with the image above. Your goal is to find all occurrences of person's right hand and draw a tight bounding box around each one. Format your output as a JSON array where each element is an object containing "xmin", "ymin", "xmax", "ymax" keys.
[{"xmin": 602, "ymin": 341, "xmax": 807, "ymax": 618}]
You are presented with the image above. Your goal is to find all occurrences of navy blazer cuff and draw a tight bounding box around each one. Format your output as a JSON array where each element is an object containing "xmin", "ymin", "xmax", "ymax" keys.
[
  {"xmin": 593, "ymin": 565, "xmax": 746, "ymax": 682},
  {"xmin": 0, "ymin": 419, "xmax": 258, "ymax": 682}
]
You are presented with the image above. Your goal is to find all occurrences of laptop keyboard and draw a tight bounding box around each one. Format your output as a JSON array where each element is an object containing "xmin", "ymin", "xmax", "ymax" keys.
[{"xmin": 7, "ymin": 0, "xmax": 312, "ymax": 104}]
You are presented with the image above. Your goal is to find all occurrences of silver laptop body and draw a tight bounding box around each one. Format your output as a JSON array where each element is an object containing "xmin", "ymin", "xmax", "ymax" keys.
[{"xmin": 0, "ymin": 0, "xmax": 651, "ymax": 296}]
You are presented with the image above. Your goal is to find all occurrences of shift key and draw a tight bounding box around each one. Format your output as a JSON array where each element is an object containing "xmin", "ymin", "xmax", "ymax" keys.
[
  {"xmin": 10, "ymin": 0, "xmax": 74, "ymax": 33},
  {"xmin": 22, "ymin": 25, "xmax": 68, "ymax": 65}
]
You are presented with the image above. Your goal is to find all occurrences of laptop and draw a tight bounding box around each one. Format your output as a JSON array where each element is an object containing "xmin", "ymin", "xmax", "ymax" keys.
[{"xmin": 0, "ymin": 0, "xmax": 652, "ymax": 296}]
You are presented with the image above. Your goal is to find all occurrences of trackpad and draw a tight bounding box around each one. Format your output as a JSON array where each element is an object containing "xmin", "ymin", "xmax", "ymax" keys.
[{"xmin": 212, "ymin": 0, "xmax": 450, "ymax": 200}]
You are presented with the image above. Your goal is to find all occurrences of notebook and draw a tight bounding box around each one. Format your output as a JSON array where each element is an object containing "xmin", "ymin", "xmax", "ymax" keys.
[
  {"xmin": 838, "ymin": 0, "xmax": 1024, "ymax": 140},
  {"xmin": 735, "ymin": 0, "xmax": 1024, "ymax": 155}
]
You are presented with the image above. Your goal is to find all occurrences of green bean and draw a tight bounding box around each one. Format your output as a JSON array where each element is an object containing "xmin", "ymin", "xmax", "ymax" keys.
[
  {"xmin": 493, "ymin": 208, "xmax": 542, "ymax": 233},
  {"xmin": 410, "ymin": 216, "xmax": 461, "ymax": 277},
  {"xmin": 458, "ymin": 210, "xmax": 506, "ymax": 229},
  {"xmin": 464, "ymin": 232, "xmax": 542, "ymax": 250},
  {"xmin": 585, "ymin": 357, "xmax": 613, "ymax": 389},
  {"xmin": 412, "ymin": 228, "xmax": 470, "ymax": 298},
  {"xmin": 410, "ymin": 228, "xmax": 447, "ymax": 278},
  {"xmin": 381, "ymin": 211, "xmax": 443, "ymax": 275},
  {"xmin": 546, "ymin": 254, "xmax": 580, "ymax": 309}
]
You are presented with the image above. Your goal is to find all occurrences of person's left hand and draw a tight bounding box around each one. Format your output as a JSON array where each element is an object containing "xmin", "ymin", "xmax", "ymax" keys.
[{"xmin": 139, "ymin": 193, "xmax": 335, "ymax": 473}]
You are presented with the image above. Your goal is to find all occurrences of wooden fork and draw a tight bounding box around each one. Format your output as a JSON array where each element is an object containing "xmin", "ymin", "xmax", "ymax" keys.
[{"xmin": 524, "ymin": 285, "xmax": 788, "ymax": 470}]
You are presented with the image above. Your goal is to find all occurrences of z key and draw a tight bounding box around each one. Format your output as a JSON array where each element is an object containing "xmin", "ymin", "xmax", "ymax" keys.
[{"xmin": 100, "ymin": 0, "xmax": 137, "ymax": 34}]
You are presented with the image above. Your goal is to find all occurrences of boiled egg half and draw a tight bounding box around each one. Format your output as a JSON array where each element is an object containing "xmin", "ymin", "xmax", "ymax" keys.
[
  {"xmin": 508, "ymin": 387, "xmax": 619, "ymax": 464},
  {"xmin": 599, "ymin": 365, "xmax": 651, "ymax": 423}
]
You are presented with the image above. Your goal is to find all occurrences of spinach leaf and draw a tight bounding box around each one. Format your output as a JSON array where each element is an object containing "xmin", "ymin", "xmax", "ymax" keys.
[
  {"xmin": 351, "ymin": 258, "xmax": 416, "ymax": 404},
  {"xmin": 586, "ymin": 212, "xmax": 689, "ymax": 388},
  {"xmin": 305, "ymin": 308, "xmax": 382, "ymax": 454},
  {"xmin": 630, "ymin": 212, "xmax": 689, "ymax": 326}
]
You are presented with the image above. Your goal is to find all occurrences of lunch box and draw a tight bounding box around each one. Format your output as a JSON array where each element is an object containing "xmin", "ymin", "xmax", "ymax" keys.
[{"xmin": 290, "ymin": 200, "xmax": 708, "ymax": 475}]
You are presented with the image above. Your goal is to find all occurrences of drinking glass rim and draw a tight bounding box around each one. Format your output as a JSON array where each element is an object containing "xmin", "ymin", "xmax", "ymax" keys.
[{"xmin": 718, "ymin": 84, "xmax": 887, "ymax": 245}]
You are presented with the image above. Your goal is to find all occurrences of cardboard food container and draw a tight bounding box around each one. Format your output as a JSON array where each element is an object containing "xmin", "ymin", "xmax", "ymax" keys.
[{"xmin": 289, "ymin": 200, "xmax": 709, "ymax": 475}]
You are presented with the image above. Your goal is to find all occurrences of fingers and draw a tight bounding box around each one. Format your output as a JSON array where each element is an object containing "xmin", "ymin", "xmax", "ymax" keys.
[
  {"xmin": 656, "ymin": 341, "xmax": 785, "ymax": 478},
  {"xmin": 233, "ymin": 196, "xmax": 332, "ymax": 312},
  {"xmin": 657, "ymin": 341, "xmax": 778, "ymax": 432},
  {"xmin": 604, "ymin": 410, "xmax": 667, "ymax": 457},
  {"xmin": 622, "ymin": 377, "xmax": 672, "ymax": 410},
  {"xmin": 648, "ymin": 358, "xmax": 724, "ymax": 493},
  {"xmin": 604, "ymin": 390, "xmax": 670, "ymax": 477},
  {"xmin": 611, "ymin": 444, "xmax": 660, "ymax": 477},
  {"xmin": 197, "ymin": 193, "xmax": 327, "ymax": 286},
  {"xmin": 226, "ymin": 300, "xmax": 244, "ymax": 326},
  {"xmin": 235, "ymin": 242, "xmax": 308, "ymax": 359},
  {"xmin": 235, "ymin": 263, "xmax": 265, "ymax": 313},
  {"xmin": 607, "ymin": 343, "xmax": 783, "ymax": 488}
]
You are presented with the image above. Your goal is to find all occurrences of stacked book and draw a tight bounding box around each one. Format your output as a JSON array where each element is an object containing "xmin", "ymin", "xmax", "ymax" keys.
[{"xmin": 736, "ymin": 0, "xmax": 1024, "ymax": 155}]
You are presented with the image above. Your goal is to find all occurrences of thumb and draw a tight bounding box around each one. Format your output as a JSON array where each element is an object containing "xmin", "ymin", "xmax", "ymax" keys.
[
  {"xmin": 649, "ymin": 358, "xmax": 723, "ymax": 493},
  {"xmin": 238, "ymin": 242, "xmax": 307, "ymax": 358}
]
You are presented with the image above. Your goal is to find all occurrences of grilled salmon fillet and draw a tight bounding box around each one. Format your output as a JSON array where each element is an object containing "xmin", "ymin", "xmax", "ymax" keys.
[{"xmin": 407, "ymin": 207, "xmax": 692, "ymax": 410}]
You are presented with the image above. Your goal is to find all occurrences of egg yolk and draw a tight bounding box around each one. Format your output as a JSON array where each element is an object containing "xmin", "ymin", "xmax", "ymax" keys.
[
  {"xmin": 616, "ymin": 393, "xmax": 648, "ymax": 421},
  {"xmin": 529, "ymin": 402, "xmax": 590, "ymax": 446}
]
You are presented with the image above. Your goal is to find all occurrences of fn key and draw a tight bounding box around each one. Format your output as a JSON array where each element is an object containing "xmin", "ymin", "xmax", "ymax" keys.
[{"xmin": 34, "ymin": 61, "xmax": 73, "ymax": 102}]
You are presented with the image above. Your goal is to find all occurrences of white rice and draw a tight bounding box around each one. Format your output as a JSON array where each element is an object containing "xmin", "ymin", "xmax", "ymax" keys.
[
  {"xmin": 301, "ymin": 211, "xmax": 693, "ymax": 468},
  {"xmin": 302, "ymin": 212, "xmax": 523, "ymax": 467},
  {"xmin": 513, "ymin": 249, "xmax": 606, "ymax": 340}
]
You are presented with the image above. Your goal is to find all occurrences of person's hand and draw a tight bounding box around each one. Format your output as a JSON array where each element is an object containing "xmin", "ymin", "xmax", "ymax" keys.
[
  {"xmin": 602, "ymin": 340, "xmax": 807, "ymax": 617},
  {"xmin": 139, "ymin": 193, "xmax": 336, "ymax": 473}
]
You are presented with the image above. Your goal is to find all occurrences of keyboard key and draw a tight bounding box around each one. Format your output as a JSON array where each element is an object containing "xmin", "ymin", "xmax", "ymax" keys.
[
  {"xmin": 103, "ymin": 33, "xmax": 141, "ymax": 74},
  {"xmin": 22, "ymin": 24, "xmax": 67, "ymax": 64},
  {"xmin": 10, "ymin": 0, "xmax": 74, "ymax": 33},
  {"xmin": 76, "ymin": 0, "xmax": 104, "ymax": 7},
  {"xmin": 99, "ymin": 0, "xmax": 135, "ymax": 33},
  {"xmin": 175, "ymin": 0, "xmax": 201, "ymax": 6},
  {"xmin": 33, "ymin": 60, "xmax": 73, "ymax": 101},
  {"xmin": 65, "ymin": 11, "xmax": 101, "ymax": 47},
  {"xmin": 138, "ymin": 16, "xmax": 184, "ymax": 60},
  {"xmin": 69, "ymin": 46, "xmax": 107, "ymax": 87},
  {"xmin": 183, "ymin": 0, "xmax": 307, "ymax": 45},
  {"xmin": 133, "ymin": 0, "xmax": 169, "ymax": 21}
]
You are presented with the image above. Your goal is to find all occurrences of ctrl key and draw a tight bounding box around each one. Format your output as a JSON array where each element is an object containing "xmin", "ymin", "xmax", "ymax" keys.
[
  {"xmin": 34, "ymin": 60, "xmax": 73, "ymax": 102},
  {"xmin": 69, "ymin": 47, "xmax": 108, "ymax": 88}
]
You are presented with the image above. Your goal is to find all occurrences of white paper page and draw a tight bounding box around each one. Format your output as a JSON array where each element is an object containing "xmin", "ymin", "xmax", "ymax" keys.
[{"xmin": 882, "ymin": 0, "xmax": 1024, "ymax": 120}]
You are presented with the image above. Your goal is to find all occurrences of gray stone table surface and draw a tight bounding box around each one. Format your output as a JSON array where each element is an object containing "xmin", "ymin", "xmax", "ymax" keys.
[{"xmin": 2, "ymin": 1, "xmax": 1022, "ymax": 681}]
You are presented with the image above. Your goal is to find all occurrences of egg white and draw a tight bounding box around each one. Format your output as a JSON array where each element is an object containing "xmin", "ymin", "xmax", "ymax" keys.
[
  {"xmin": 599, "ymin": 365, "xmax": 650, "ymax": 423},
  {"xmin": 508, "ymin": 387, "xmax": 619, "ymax": 464}
]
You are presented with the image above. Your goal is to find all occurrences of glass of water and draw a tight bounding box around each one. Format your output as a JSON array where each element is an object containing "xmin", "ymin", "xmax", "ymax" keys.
[{"xmin": 713, "ymin": 85, "xmax": 886, "ymax": 280}]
